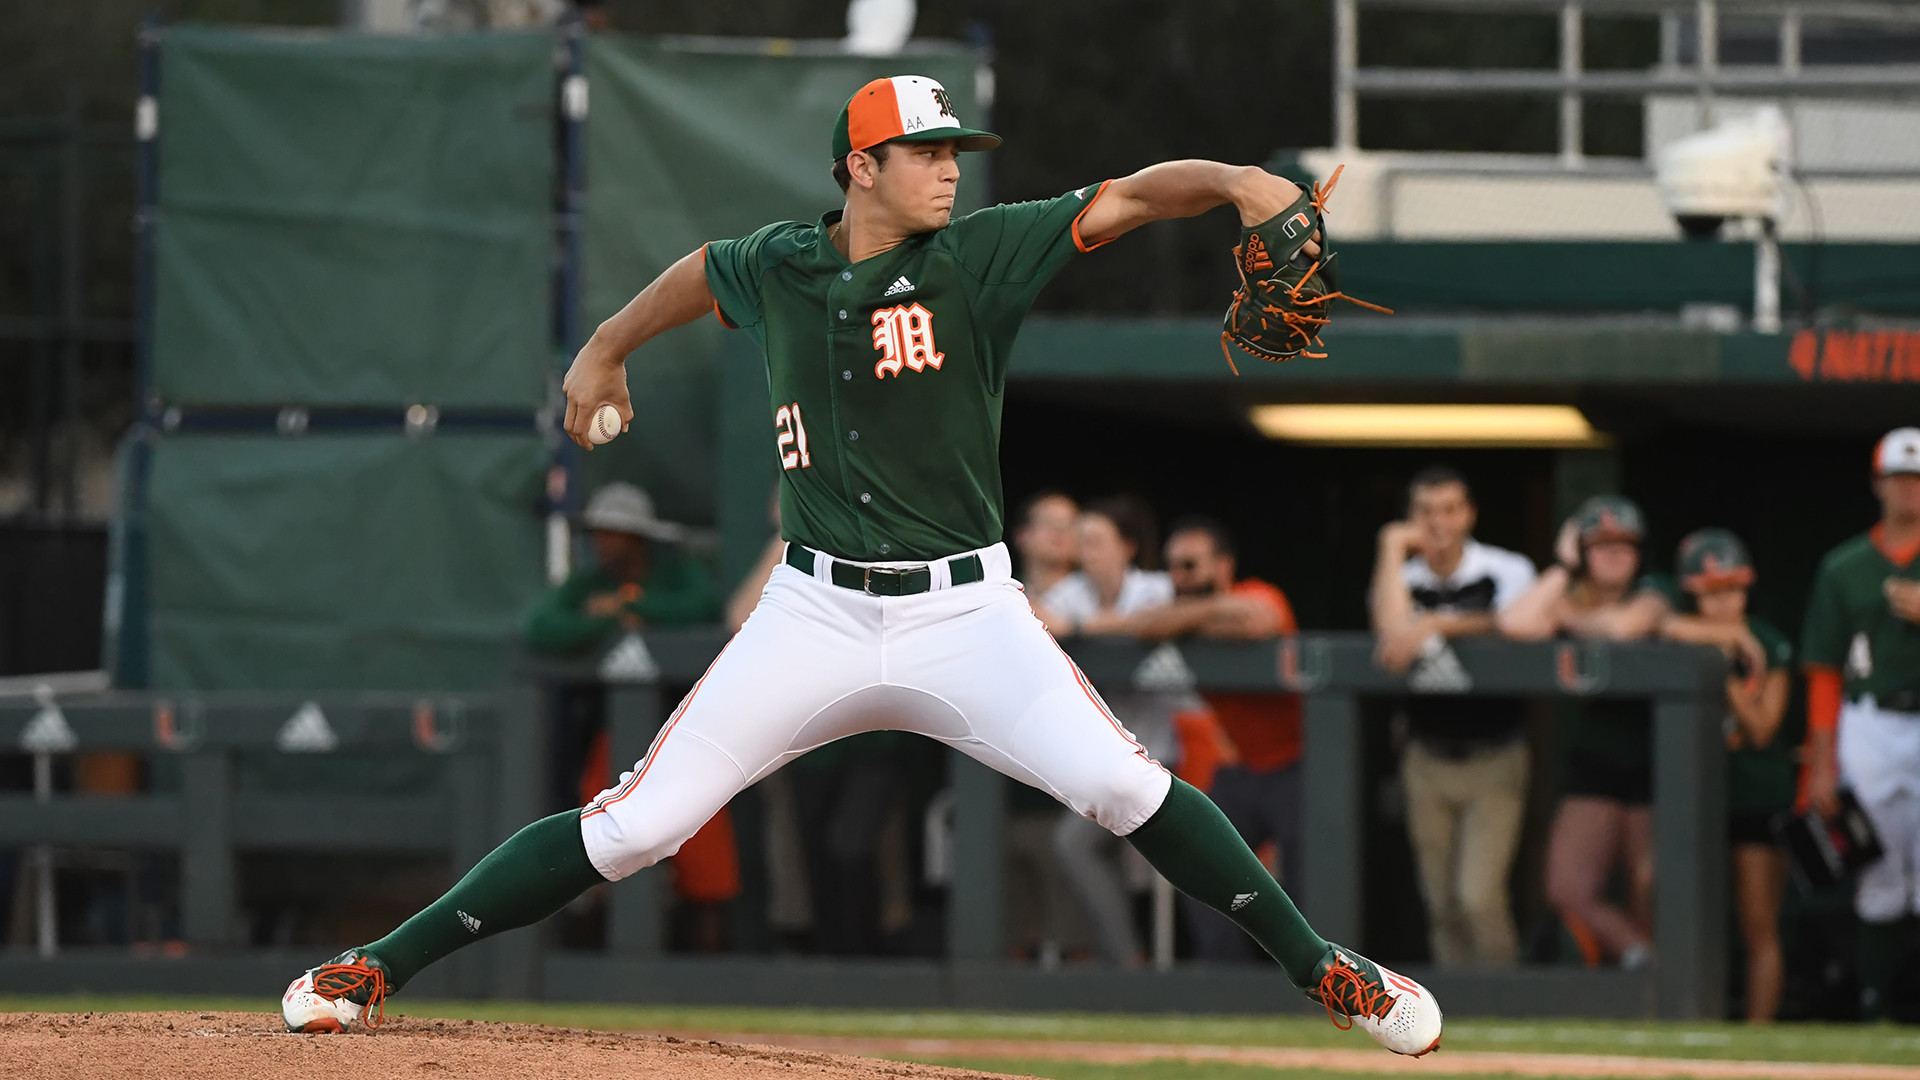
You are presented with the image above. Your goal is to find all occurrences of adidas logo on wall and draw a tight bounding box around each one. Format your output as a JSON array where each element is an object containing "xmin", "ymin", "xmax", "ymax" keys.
[
  {"xmin": 599, "ymin": 632, "xmax": 660, "ymax": 683},
  {"xmin": 21, "ymin": 689, "xmax": 78, "ymax": 754},
  {"xmin": 882, "ymin": 276, "xmax": 915, "ymax": 297},
  {"xmin": 1132, "ymin": 642, "xmax": 1197, "ymax": 692},
  {"xmin": 277, "ymin": 701, "xmax": 338, "ymax": 753},
  {"xmin": 1407, "ymin": 640, "xmax": 1473, "ymax": 693}
]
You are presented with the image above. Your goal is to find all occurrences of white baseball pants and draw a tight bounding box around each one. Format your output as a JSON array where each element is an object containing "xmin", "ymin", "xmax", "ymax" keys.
[
  {"xmin": 1838, "ymin": 697, "xmax": 1920, "ymax": 921},
  {"xmin": 579, "ymin": 543, "xmax": 1173, "ymax": 882}
]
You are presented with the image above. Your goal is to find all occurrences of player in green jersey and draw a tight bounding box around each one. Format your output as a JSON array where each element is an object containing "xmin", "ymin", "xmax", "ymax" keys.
[
  {"xmin": 1801, "ymin": 427, "xmax": 1920, "ymax": 1021},
  {"xmin": 283, "ymin": 74, "xmax": 1441, "ymax": 1055}
]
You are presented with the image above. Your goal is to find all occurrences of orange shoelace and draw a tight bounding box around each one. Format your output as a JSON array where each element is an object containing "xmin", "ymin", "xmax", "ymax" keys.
[
  {"xmin": 1221, "ymin": 163, "xmax": 1393, "ymax": 375},
  {"xmin": 313, "ymin": 959, "xmax": 388, "ymax": 1030},
  {"xmin": 1315, "ymin": 960, "xmax": 1391, "ymax": 1032}
]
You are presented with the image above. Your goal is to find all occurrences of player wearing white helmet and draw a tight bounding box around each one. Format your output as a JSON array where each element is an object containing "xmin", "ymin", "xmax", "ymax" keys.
[{"xmin": 1803, "ymin": 427, "xmax": 1920, "ymax": 1021}]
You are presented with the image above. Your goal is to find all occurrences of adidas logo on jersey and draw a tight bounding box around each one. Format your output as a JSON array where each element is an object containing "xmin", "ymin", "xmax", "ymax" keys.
[
  {"xmin": 456, "ymin": 909, "xmax": 482, "ymax": 934},
  {"xmin": 883, "ymin": 276, "xmax": 915, "ymax": 297},
  {"xmin": 1230, "ymin": 891, "xmax": 1259, "ymax": 910}
]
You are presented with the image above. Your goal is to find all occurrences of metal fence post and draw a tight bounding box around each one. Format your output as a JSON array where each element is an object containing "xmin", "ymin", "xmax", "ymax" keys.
[
  {"xmin": 180, "ymin": 750, "xmax": 232, "ymax": 946},
  {"xmin": 604, "ymin": 681, "xmax": 664, "ymax": 954},
  {"xmin": 946, "ymin": 749, "xmax": 1006, "ymax": 962},
  {"xmin": 1302, "ymin": 691, "xmax": 1362, "ymax": 946},
  {"xmin": 1652, "ymin": 660, "xmax": 1727, "ymax": 1019},
  {"xmin": 491, "ymin": 683, "xmax": 544, "ymax": 999}
]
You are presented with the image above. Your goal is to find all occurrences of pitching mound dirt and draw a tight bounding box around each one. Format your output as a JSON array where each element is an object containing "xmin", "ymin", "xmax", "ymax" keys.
[{"xmin": 0, "ymin": 1011, "xmax": 1025, "ymax": 1080}]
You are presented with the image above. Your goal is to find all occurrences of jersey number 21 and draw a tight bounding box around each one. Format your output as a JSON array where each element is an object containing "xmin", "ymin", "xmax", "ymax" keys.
[{"xmin": 774, "ymin": 402, "xmax": 811, "ymax": 470}]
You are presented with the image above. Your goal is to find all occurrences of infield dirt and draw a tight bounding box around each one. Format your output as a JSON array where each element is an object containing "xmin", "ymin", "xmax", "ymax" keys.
[{"xmin": 0, "ymin": 1010, "xmax": 1021, "ymax": 1080}]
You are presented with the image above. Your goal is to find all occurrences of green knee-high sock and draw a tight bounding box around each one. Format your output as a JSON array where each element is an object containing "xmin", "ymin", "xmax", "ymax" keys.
[
  {"xmin": 366, "ymin": 810, "xmax": 603, "ymax": 992},
  {"xmin": 1125, "ymin": 777, "xmax": 1329, "ymax": 987}
]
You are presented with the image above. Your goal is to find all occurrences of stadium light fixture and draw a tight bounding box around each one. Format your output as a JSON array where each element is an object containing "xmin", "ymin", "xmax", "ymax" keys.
[{"xmin": 1250, "ymin": 404, "xmax": 1605, "ymax": 447}]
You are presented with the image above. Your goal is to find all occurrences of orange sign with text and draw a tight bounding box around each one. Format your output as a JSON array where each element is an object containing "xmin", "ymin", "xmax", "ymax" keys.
[{"xmin": 1789, "ymin": 329, "xmax": 1920, "ymax": 383}]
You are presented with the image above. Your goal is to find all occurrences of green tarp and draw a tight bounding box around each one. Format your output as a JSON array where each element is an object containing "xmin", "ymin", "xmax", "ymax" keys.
[
  {"xmin": 154, "ymin": 26, "xmax": 554, "ymax": 408},
  {"xmin": 579, "ymin": 37, "xmax": 988, "ymax": 525},
  {"xmin": 146, "ymin": 434, "xmax": 545, "ymax": 691}
]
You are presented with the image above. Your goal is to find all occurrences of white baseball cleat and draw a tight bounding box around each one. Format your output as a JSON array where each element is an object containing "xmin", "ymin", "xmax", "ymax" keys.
[
  {"xmin": 282, "ymin": 948, "xmax": 389, "ymax": 1033},
  {"xmin": 1310, "ymin": 945, "xmax": 1443, "ymax": 1056}
]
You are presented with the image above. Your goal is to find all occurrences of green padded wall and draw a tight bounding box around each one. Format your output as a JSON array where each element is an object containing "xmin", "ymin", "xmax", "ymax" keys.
[
  {"xmin": 153, "ymin": 26, "xmax": 555, "ymax": 408},
  {"xmin": 146, "ymin": 434, "xmax": 545, "ymax": 691}
]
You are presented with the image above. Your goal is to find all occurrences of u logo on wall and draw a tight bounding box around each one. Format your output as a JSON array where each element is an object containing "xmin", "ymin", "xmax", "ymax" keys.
[
  {"xmin": 1278, "ymin": 637, "xmax": 1331, "ymax": 692},
  {"xmin": 1555, "ymin": 641, "xmax": 1610, "ymax": 695}
]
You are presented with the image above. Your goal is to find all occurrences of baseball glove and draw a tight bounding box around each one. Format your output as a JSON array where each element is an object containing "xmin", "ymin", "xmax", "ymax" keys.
[{"xmin": 1220, "ymin": 164, "xmax": 1389, "ymax": 373}]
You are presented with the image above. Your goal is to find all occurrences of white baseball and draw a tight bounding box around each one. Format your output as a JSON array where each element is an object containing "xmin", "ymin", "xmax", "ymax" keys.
[{"xmin": 588, "ymin": 404, "xmax": 623, "ymax": 445}]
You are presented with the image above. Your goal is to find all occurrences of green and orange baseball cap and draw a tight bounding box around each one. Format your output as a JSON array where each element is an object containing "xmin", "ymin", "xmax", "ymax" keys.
[
  {"xmin": 831, "ymin": 75, "xmax": 1000, "ymax": 161},
  {"xmin": 1572, "ymin": 494, "xmax": 1646, "ymax": 546},
  {"xmin": 1677, "ymin": 528, "xmax": 1756, "ymax": 592}
]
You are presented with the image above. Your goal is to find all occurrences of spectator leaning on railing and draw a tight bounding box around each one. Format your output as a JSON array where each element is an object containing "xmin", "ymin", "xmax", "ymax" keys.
[
  {"xmin": 1369, "ymin": 465, "xmax": 1537, "ymax": 968},
  {"xmin": 1800, "ymin": 427, "xmax": 1920, "ymax": 1022},
  {"xmin": 524, "ymin": 483, "xmax": 720, "ymax": 652},
  {"xmin": 1657, "ymin": 529, "xmax": 1793, "ymax": 1023},
  {"xmin": 522, "ymin": 483, "xmax": 732, "ymax": 948},
  {"xmin": 1096, "ymin": 516, "xmax": 1300, "ymax": 963},
  {"xmin": 1499, "ymin": 495, "xmax": 1670, "ymax": 970}
]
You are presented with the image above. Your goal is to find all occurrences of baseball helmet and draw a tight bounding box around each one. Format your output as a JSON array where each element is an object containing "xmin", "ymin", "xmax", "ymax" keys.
[
  {"xmin": 1677, "ymin": 528, "xmax": 1755, "ymax": 592},
  {"xmin": 1874, "ymin": 427, "xmax": 1920, "ymax": 477},
  {"xmin": 1572, "ymin": 494, "xmax": 1646, "ymax": 546}
]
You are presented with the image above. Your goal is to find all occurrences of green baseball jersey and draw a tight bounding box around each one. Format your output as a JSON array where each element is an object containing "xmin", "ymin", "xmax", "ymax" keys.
[
  {"xmin": 1727, "ymin": 615, "xmax": 1797, "ymax": 815},
  {"xmin": 705, "ymin": 183, "xmax": 1111, "ymax": 562},
  {"xmin": 1643, "ymin": 575, "xmax": 1799, "ymax": 812},
  {"xmin": 1800, "ymin": 530, "xmax": 1920, "ymax": 700},
  {"xmin": 523, "ymin": 558, "xmax": 720, "ymax": 655}
]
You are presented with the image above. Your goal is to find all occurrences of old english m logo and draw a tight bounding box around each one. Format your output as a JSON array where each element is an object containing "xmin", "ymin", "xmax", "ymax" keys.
[{"xmin": 872, "ymin": 303, "xmax": 945, "ymax": 378}]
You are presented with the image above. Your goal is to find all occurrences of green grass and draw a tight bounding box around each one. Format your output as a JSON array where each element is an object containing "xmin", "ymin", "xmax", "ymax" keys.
[
  {"xmin": 5, "ymin": 997, "xmax": 1917, "ymax": 1069},
  {"xmin": 916, "ymin": 1061, "xmax": 1706, "ymax": 1080}
]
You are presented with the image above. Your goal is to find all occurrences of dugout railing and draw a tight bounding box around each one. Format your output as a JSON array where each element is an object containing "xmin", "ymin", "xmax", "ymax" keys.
[
  {"xmin": 532, "ymin": 629, "xmax": 1728, "ymax": 1020},
  {"xmin": 0, "ymin": 686, "xmax": 541, "ymax": 1000},
  {"xmin": 0, "ymin": 634, "xmax": 1725, "ymax": 1019}
]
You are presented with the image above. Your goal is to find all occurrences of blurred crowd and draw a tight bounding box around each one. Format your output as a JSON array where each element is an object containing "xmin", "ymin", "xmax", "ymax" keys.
[{"xmin": 520, "ymin": 426, "xmax": 1920, "ymax": 1024}]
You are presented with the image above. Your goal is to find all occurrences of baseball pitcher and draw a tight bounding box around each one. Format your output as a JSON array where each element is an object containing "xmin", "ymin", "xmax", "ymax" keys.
[{"xmin": 281, "ymin": 75, "xmax": 1437, "ymax": 1054}]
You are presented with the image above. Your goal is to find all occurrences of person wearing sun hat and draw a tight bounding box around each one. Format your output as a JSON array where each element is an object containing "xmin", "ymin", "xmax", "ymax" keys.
[
  {"xmin": 286, "ymin": 75, "xmax": 1446, "ymax": 1059},
  {"xmin": 1656, "ymin": 528, "xmax": 1794, "ymax": 1022},
  {"xmin": 1801, "ymin": 426, "xmax": 1920, "ymax": 1021}
]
